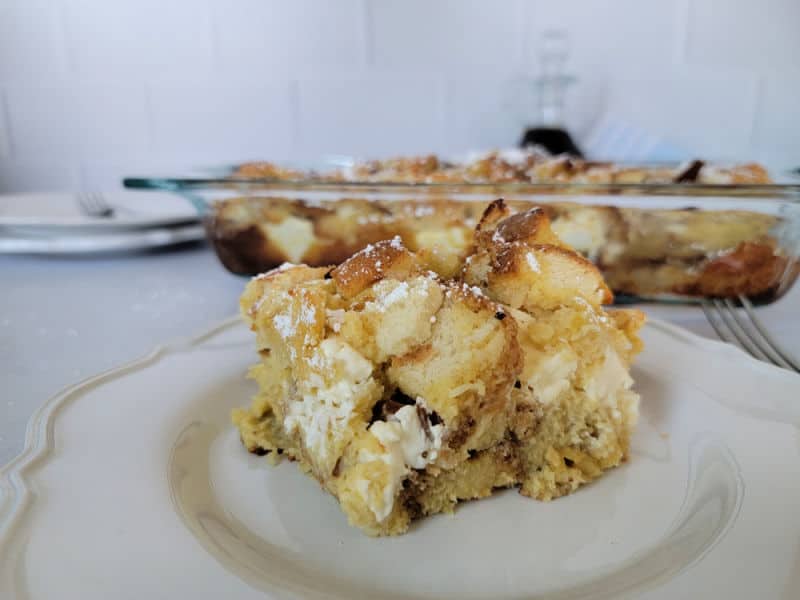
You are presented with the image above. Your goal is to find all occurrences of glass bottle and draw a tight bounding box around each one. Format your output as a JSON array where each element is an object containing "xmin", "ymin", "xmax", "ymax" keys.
[{"xmin": 519, "ymin": 30, "xmax": 583, "ymax": 157}]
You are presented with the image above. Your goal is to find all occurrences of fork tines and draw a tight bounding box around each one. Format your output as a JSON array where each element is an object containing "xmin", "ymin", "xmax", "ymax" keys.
[
  {"xmin": 702, "ymin": 295, "xmax": 800, "ymax": 372},
  {"xmin": 77, "ymin": 192, "xmax": 114, "ymax": 218}
]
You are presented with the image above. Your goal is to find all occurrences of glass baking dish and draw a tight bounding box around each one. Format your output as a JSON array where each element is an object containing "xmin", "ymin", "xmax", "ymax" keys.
[{"xmin": 124, "ymin": 171, "xmax": 800, "ymax": 305}]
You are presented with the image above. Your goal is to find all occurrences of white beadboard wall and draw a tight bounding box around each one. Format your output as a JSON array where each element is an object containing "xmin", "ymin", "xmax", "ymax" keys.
[{"xmin": 0, "ymin": 0, "xmax": 798, "ymax": 192}]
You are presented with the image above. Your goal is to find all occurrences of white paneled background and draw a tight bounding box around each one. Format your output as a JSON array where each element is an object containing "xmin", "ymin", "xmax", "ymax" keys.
[{"xmin": 0, "ymin": 0, "xmax": 798, "ymax": 192}]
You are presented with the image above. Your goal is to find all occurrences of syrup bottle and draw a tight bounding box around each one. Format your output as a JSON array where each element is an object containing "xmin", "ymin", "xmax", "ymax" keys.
[{"xmin": 519, "ymin": 30, "xmax": 583, "ymax": 157}]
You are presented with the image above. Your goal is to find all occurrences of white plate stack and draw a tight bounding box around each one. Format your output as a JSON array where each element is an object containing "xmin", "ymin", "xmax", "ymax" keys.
[{"xmin": 0, "ymin": 191, "xmax": 205, "ymax": 254}]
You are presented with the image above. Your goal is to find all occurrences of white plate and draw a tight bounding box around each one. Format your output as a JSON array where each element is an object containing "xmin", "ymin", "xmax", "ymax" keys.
[
  {"xmin": 1, "ymin": 318, "xmax": 799, "ymax": 599},
  {"xmin": 0, "ymin": 192, "xmax": 200, "ymax": 233},
  {"xmin": 0, "ymin": 223, "xmax": 206, "ymax": 255}
]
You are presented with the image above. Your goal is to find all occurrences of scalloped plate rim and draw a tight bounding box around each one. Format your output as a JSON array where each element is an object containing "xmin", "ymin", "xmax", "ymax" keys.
[{"xmin": 1, "ymin": 315, "xmax": 798, "ymax": 593}]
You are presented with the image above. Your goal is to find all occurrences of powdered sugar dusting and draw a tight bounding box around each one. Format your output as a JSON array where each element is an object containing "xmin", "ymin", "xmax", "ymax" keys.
[
  {"xmin": 526, "ymin": 251, "xmax": 541, "ymax": 273},
  {"xmin": 300, "ymin": 302, "xmax": 317, "ymax": 325},
  {"xmin": 460, "ymin": 282, "xmax": 485, "ymax": 298},
  {"xmin": 445, "ymin": 282, "xmax": 486, "ymax": 300},
  {"xmin": 376, "ymin": 281, "xmax": 410, "ymax": 310},
  {"xmin": 272, "ymin": 313, "xmax": 295, "ymax": 339},
  {"xmin": 353, "ymin": 237, "xmax": 406, "ymax": 263},
  {"xmin": 252, "ymin": 262, "xmax": 299, "ymax": 281}
]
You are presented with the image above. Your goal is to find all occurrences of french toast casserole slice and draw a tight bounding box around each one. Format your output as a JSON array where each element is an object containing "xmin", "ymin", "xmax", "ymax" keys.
[{"xmin": 233, "ymin": 200, "xmax": 645, "ymax": 536}]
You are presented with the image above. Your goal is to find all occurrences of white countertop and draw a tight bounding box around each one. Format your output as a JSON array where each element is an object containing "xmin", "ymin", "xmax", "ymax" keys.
[{"xmin": 1, "ymin": 243, "xmax": 799, "ymax": 465}]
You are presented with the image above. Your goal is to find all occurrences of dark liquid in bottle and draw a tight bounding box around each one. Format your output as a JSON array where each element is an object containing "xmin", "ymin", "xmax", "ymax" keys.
[{"xmin": 520, "ymin": 126, "xmax": 583, "ymax": 158}]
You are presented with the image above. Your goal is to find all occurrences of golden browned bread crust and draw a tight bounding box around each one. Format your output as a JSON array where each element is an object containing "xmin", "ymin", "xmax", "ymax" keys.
[
  {"xmin": 232, "ymin": 152, "xmax": 773, "ymax": 184},
  {"xmin": 465, "ymin": 199, "xmax": 614, "ymax": 309},
  {"xmin": 209, "ymin": 196, "xmax": 792, "ymax": 300}
]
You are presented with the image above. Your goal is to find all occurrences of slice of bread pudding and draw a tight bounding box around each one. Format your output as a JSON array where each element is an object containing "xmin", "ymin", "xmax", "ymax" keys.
[{"xmin": 233, "ymin": 200, "xmax": 645, "ymax": 536}]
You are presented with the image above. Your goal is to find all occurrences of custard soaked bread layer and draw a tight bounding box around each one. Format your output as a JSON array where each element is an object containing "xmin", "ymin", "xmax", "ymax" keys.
[
  {"xmin": 233, "ymin": 200, "xmax": 644, "ymax": 536},
  {"xmin": 209, "ymin": 196, "xmax": 788, "ymax": 299}
]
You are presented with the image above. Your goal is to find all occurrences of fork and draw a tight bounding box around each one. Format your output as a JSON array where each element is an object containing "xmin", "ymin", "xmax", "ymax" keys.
[
  {"xmin": 702, "ymin": 295, "xmax": 800, "ymax": 372},
  {"xmin": 76, "ymin": 192, "xmax": 114, "ymax": 218}
]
